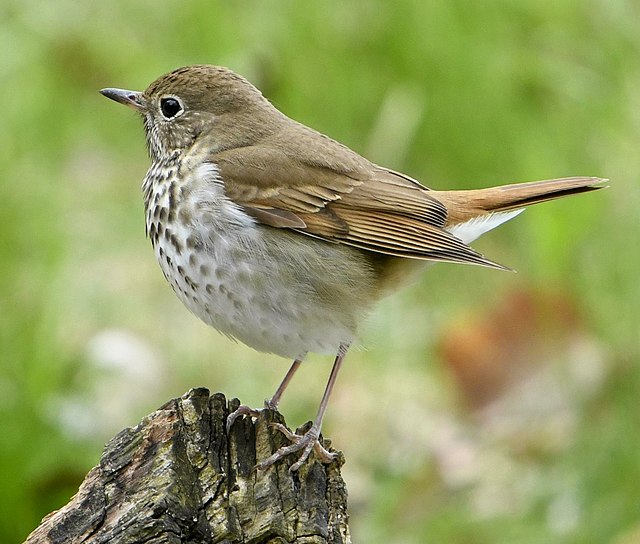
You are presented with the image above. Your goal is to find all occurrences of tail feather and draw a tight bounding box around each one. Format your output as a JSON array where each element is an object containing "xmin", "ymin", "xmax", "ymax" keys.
[{"xmin": 432, "ymin": 176, "xmax": 607, "ymax": 225}]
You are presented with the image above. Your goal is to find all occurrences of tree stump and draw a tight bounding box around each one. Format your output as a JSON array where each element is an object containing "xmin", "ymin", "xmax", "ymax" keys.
[{"xmin": 26, "ymin": 388, "xmax": 351, "ymax": 544}]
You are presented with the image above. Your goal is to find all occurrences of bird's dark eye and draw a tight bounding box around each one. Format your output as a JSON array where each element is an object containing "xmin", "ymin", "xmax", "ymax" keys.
[{"xmin": 160, "ymin": 97, "xmax": 183, "ymax": 119}]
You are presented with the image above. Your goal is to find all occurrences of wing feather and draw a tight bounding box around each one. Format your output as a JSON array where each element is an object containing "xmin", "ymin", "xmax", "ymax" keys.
[
  {"xmin": 315, "ymin": 206, "xmax": 505, "ymax": 268},
  {"xmin": 209, "ymin": 138, "xmax": 501, "ymax": 267}
]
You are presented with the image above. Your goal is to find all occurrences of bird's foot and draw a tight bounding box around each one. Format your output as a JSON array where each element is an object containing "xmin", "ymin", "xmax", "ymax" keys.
[
  {"xmin": 226, "ymin": 404, "xmax": 262, "ymax": 434},
  {"xmin": 255, "ymin": 422, "xmax": 340, "ymax": 472},
  {"xmin": 226, "ymin": 397, "xmax": 282, "ymax": 434}
]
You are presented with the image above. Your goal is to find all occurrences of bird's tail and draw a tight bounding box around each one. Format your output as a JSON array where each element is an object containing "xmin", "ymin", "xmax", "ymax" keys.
[
  {"xmin": 433, "ymin": 176, "xmax": 606, "ymax": 226},
  {"xmin": 430, "ymin": 176, "xmax": 606, "ymax": 247}
]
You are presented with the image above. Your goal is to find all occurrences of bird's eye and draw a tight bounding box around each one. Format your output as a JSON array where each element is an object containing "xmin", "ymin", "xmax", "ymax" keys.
[{"xmin": 160, "ymin": 97, "xmax": 183, "ymax": 119}]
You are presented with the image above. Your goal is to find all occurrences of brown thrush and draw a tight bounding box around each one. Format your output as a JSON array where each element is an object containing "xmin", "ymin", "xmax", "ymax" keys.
[{"xmin": 101, "ymin": 65, "xmax": 605, "ymax": 471}]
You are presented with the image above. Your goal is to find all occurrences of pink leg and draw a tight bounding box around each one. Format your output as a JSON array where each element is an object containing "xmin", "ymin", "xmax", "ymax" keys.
[
  {"xmin": 256, "ymin": 343, "xmax": 349, "ymax": 472},
  {"xmin": 226, "ymin": 356, "xmax": 304, "ymax": 432},
  {"xmin": 266, "ymin": 357, "xmax": 303, "ymax": 410}
]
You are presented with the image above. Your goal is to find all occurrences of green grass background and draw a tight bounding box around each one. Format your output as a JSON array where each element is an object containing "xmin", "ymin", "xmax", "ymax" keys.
[{"xmin": 2, "ymin": 1, "xmax": 639, "ymax": 542}]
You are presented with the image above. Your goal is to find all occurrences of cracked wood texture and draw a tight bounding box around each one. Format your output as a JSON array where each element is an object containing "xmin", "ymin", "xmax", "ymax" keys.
[{"xmin": 26, "ymin": 388, "xmax": 350, "ymax": 544}]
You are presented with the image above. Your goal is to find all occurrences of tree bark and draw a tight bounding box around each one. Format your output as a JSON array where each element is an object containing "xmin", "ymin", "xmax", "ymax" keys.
[{"xmin": 26, "ymin": 388, "xmax": 351, "ymax": 544}]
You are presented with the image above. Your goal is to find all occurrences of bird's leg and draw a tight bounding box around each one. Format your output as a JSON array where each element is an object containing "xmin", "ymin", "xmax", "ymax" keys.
[
  {"xmin": 265, "ymin": 357, "xmax": 303, "ymax": 410},
  {"xmin": 226, "ymin": 356, "xmax": 304, "ymax": 433},
  {"xmin": 256, "ymin": 342, "xmax": 349, "ymax": 472}
]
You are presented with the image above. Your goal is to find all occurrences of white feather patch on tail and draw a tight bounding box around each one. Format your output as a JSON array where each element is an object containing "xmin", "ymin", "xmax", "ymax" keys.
[{"xmin": 446, "ymin": 209, "xmax": 524, "ymax": 244}]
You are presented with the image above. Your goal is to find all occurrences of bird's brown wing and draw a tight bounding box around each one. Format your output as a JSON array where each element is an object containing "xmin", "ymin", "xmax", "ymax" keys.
[{"xmin": 212, "ymin": 141, "xmax": 504, "ymax": 269}]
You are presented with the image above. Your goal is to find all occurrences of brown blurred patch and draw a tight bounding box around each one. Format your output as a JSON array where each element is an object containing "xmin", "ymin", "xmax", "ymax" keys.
[{"xmin": 437, "ymin": 288, "xmax": 583, "ymax": 409}]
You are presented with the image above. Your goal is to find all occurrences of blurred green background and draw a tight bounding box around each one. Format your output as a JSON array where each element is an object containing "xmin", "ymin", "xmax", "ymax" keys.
[{"xmin": 2, "ymin": 1, "xmax": 639, "ymax": 542}]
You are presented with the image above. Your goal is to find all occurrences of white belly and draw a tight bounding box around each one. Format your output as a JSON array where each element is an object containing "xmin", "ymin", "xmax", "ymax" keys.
[
  {"xmin": 159, "ymin": 224, "xmax": 361, "ymax": 359},
  {"xmin": 145, "ymin": 163, "xmax": 373, "ymax": 360}
]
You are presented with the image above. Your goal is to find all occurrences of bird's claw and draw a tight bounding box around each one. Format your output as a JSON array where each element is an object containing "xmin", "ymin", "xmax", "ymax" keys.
[
  {"xmin": 227, "ymin": 404, "xmax": 339, "ymax": 472},
  {"xmin": 255, "ymin": 422, "xmax": 339, "ymax": 472},
  {"xmin": 226, "ymin": 404, "xmax": 262, "ymax": 434},
  {"xmin": 227, "ymin": 395, "xmax": 288, "ymax": 433}
]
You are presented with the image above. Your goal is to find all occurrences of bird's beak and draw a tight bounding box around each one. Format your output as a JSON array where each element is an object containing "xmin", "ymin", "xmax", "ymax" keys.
[{"xmin": 100, "ymin": 88, "xmax": 145, "ymax": 112}]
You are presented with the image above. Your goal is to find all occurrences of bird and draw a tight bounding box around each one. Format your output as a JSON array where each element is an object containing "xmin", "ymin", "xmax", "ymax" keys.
[{"xmin": 100, "ymin": 64, "xmax": 605, "ymax": 471}]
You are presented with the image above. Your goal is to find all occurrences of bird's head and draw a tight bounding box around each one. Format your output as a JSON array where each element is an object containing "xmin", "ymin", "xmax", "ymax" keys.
[{"xmin": 101, "ymin": 64, "xmax": 282, "ymax": 161}]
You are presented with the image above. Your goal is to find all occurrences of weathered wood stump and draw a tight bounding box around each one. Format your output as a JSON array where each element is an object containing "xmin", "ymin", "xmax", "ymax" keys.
[{"xmin": 26, "ymin": 388, "xmax": 350, "ymax": 543}]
